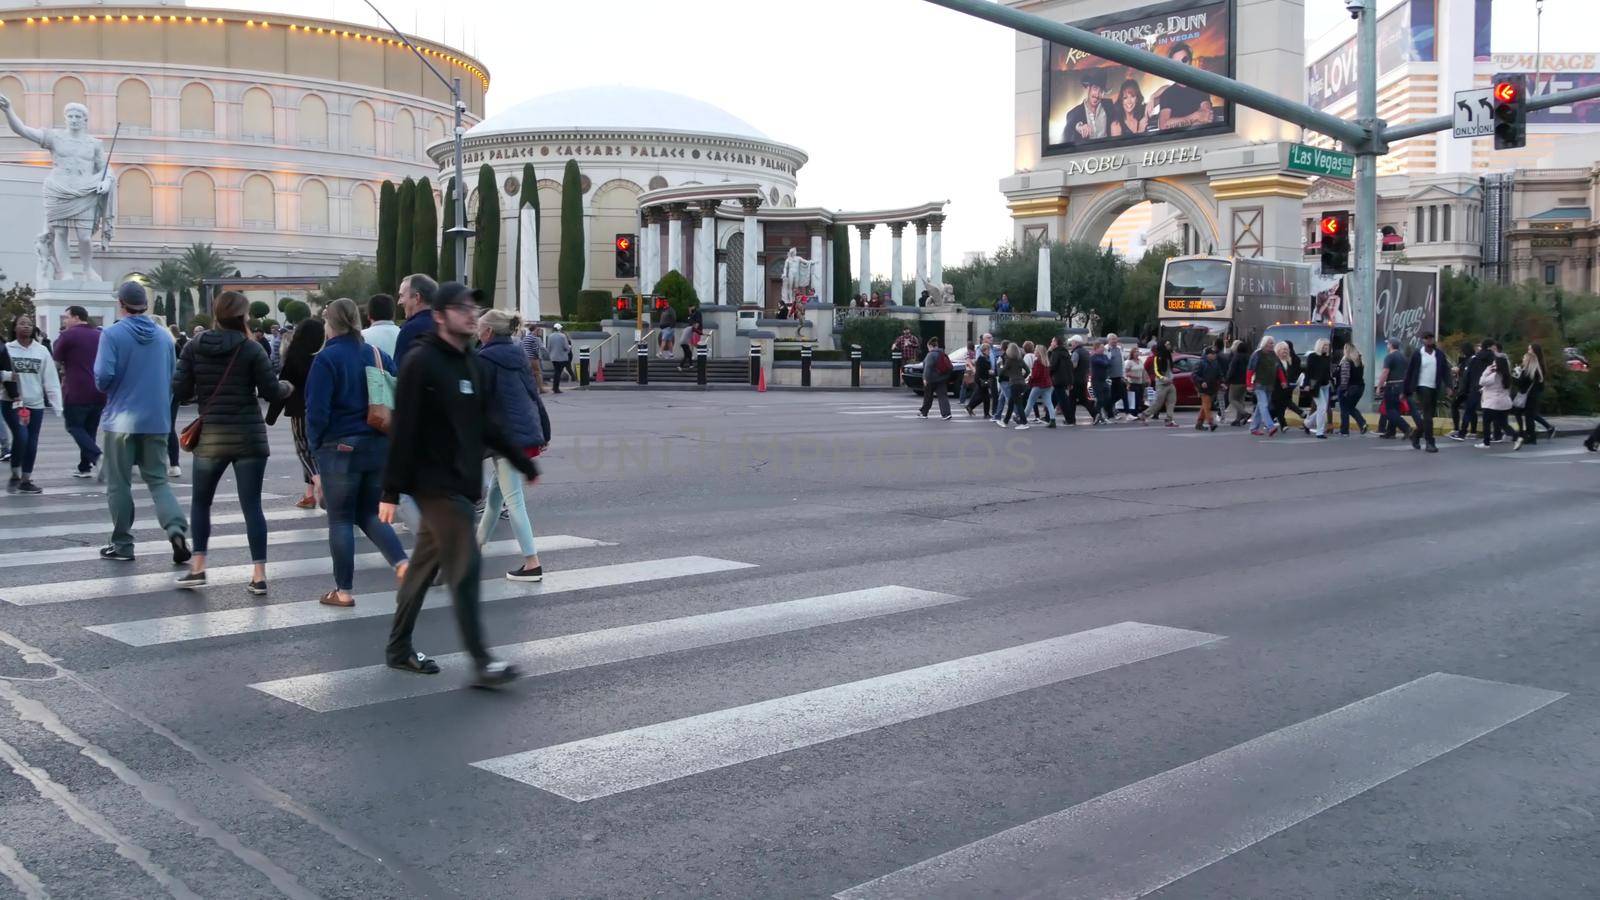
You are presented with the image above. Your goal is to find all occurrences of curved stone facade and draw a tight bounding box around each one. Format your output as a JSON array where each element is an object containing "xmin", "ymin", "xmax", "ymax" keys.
[{"xmin": 0, "ymin": 4, "xmax": 487, "ymax": 286}]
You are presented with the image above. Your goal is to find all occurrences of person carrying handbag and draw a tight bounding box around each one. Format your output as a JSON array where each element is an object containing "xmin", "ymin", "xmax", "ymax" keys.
[
  {"xmin": 303, "ymin": 298, "xmax": 409, "ymax": 608},
  {"xmin": 172, "ymin": 292, "xmax": 292, "ymax": 593}
]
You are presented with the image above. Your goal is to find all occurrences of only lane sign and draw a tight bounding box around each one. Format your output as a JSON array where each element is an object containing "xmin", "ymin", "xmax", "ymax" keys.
[{"xmin": 1453, "ymin": 88, "xmax": 1494, "ymax": 138}]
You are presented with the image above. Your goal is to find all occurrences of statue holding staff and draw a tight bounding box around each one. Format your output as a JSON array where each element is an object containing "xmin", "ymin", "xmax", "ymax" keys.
[{"xmin": 0, "ymin": 93, "xmax": 115, "ymax": 283}]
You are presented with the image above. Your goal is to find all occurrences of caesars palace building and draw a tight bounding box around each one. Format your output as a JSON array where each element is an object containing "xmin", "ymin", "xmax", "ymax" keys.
[{"xmin": 0, "ymin": 0, "xmax": 485, "ymax": 292}]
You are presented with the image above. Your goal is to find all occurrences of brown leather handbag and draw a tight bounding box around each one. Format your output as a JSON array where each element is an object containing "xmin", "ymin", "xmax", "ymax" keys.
[{"xmin": 178, "ymin": 345, "xmax": 242, "ymax": 452}]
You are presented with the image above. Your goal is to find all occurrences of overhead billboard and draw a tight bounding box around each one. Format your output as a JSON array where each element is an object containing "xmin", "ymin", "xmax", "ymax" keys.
[
  {"xmin": 1042, "ymin": 0, "xmax": 1234, "ymax": 156},
  {"xmin": 1307, "ymin": 0, "xmax": 1437, "ymax": 111}
]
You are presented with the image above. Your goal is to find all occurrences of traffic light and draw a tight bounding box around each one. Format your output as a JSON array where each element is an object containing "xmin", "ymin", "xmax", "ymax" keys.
[
  {"xmin": 654, "ymin": 297, "xmax": 670, "ymax": 312},
  {"xmin": 614, "ymin": 233, "xmax": 637, "ymax": 278},
  {"xmin": 1319, "ymin": 211, "xmax": 1351, "ymax": 274},
  {"xmin": 1492, "ymin": 76, "xmax": 1526, "ymax": 150}
]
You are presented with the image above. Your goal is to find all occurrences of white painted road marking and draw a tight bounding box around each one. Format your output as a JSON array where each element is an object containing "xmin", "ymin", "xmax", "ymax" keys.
[
  {"xmin": 0, "ymin": 492, "xmax": 283, "ymax": 518},
  {"xmin": 472, "ymin": 621, "xmax": 1221, "ymax": 802},
  {"xmin": 5, "ymin": 536, "xmax": 612, "ymax": 606},
  {"xmin": 0, "ymin": 527, "xmax": 331, "ymax": 569},
  {"xmin": 0, "ymin": 507, "xmax": 323, "ymax": 541},
  {"xmin": 87, "ymin": 556, "xmax": 756, "ymax": 646},
  {"xmin": 253, "ymin": 586, "xmax": 967, "ymax": 712},
  {"xmin": 834, "ymin": 672, "xmax": 1564, "ymax": 900}
]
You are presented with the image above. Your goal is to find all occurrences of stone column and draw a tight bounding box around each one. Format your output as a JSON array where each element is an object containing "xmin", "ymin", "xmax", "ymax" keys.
[
  {"xmin": 914, "ymin": 219, "xmax": 929, "ymax": 301},
  {"xmin": 581, "ymin": 208, "xmax": 593, "ymax": 290},
  {"xmin": 693, "ymin": 201, "xmax": 718, "ymax": 304},
  {"xmin": 856, "ymin": 223, "xmax": 873, "ymax": 305},
  {"xmin": 1036, "ymin": 242, "xmax": 1051, "ymax": 312},
  {"xmin": 928, "ymin": 213, "xmax": 945, "ymax": 287},
  {"xmin": 889, "ymin": 222, "xmax": 906, "ymax": 307},
  {"xmin": 641, "ymin": 207, "xmax": 661, "ymax": 296},
  {"xmin": 740, "ymin": 197, "xmax": 762, "ymax": 306},
  {"xmin": 666, "ymin": 203, "xmax": 687, "ymax": 276},
  {"xmin": 716, "ymin": 248, "xmax": 729, "ymax": 307},
  {"xmin": 807, "ymin": 223, "xmax": 826, "ymax": 298}
]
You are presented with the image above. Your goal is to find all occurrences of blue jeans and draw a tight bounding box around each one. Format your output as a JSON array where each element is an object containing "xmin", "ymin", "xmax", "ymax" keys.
[
  {"xmin": 992, "ymin": 383, "xmax": 1013, "ymax": 421},
  {"xmin": 190, "ymin": 454, "xmax": 268, "ymax": 561},
  {"xmin": 63, "ymin": 402, "xmax": 104, "ymax": 472},
  {"xmin": 1249, "ymin": 388, "xmax": 1275, "ymax": 432},
  {"xmin": 318, "ymin": 436, "xmax": 408, "ymax": 592},
  {"xmin": 1381, "ymin": 384, "xmax": 1411, "ymax": 436},
  {"xmin": 6, "ymin": 406, "xmax": 44, "ymax": 476},
  {"xmin": 1025, "ymin": 386, "xmax": 1056, "ymax": 422},
  {"xmin": 476, "ymin": 456, "xmax": 538, "ymax": 557}
]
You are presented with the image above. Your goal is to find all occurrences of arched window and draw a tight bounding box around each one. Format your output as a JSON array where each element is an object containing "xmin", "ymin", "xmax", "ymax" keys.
[
  {"xmin": 300, "ymin": 179, "xmax": 329, "ymax": 232},
  {"xmin": 241, "ymin": 88, "xmax": 273, "ymax": 139},
  {"xmin": 351, "ymin": 183, "xmax": 377, "ymax": 235},
  {"xmin": 117, "ymin": 170, "xmax": 153, "ymax": 224},
  {"xmin": 392, "ymin": 109, "xmax": 415, "ymax": 159},
  {"xmin": 242, "ymin": 175, "xmax": 275, "ymax": 229},
  {"xmin": 179, "ymin": 83, "xmax": 214, "ymax": 134},
  {"xmin": 429, "ymin": 116, "xmax": 447, "ymax": 147},
  {"xmin": 350, "ymin": 101, "xmax": 375, "ymax": 150},
  {"xmin": 648, "ymin": 175, "xmax": 668, "ymax": 191},
  {"xmin": 297, "ymin": 94, "xmax": 327, "ymax": 145},
  {"xmin": 52, "ymin": 77, "xmax": 86, "ymax": 123},
  {"xmin": 115, "ymin": 80, "xmax": 152, "ymax": 130},
  {"xmin": 0, "ymin": 78, "xmax": 24, "ymax": 114},
  {"xmin": 180, "ymin": 172, "xmax": 215, "ymax": 226}
]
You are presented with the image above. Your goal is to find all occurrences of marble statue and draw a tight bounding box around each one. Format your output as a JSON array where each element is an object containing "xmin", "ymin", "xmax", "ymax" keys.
[
  {"xmin": 927, "ymin": 281, "xmax": 956, "ymax": 306},
  {"xmin": 780, "ymin": 248, "xmax": 813, "ymax": 307},
  {"xmin": 0, "ymin": 93, "xmax": 115, "ymax": 284}
]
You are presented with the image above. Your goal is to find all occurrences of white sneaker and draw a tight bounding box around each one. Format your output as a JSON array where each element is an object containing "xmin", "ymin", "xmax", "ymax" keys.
[
  {"xmin": 1014, "ymin": 423, "xmax": 1030, "ymax": 430},
  {"xmin": 167, "ymin": 465, "xmax": 182, "ymax": 478}
]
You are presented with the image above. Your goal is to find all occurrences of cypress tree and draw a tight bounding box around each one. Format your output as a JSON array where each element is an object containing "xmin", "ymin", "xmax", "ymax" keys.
[
  {"xmin": 412, "ymin": 176, "xmax": 438, "ymax": 279},
  {"xmin": 557, "ymin": 159, "xmax": 584, "ymax": 319},
  {"xmin": 832, "ymin": 224, "xmax": 853, "ymax": 304},
  {"xmin": 471, "ymin": 163, "xmax": 500, "ymax": 306},
  {"xmin": 394, "ymin": 177, "xmax": 416, "ymax": 282},
  {"xmin": 439, "ymin": 176, "xmax": 456, "ymax": 282},
  {"xmin": 376, "ymin": 180, "xmax": 398, "ymax": 294}
]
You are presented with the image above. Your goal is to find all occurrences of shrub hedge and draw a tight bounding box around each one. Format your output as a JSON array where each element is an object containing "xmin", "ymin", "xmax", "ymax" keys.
[
  {"xmin": 841, "ymin": 317, "xmax": 904, "ymax": 360},
  {"xmin": 995, "ymin": 319, "xmax": 1066, "ymax": 348},
  {"xmin": 575, "ymin": 289, "xmax": 613, "ymax": 323}
]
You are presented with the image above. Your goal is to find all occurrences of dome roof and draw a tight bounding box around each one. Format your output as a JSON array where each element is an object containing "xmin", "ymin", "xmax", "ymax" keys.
[{"xmin": 468, "ymin": 85, "xmax": 773, "ymax": 142}]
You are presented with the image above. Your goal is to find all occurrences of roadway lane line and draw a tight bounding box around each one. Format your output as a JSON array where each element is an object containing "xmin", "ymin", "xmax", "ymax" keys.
[
  {"xmin": 471, "ymin": 621, "xmax": 1222, "ymax": 802},
  {"xmin": 253, "ymin": 586, "xmax": 967, "ymax": 712},
  {"xmin": 0, "ymin": 507, "xmax": 323, "ymax": 541},
  {"xmin": 0, "ymin": 527, "xmax": 334, "ymax": 569},
  {"xmin": 87, "ymin": 556, "xmax": 756, "ymax": 647},
  {"xmin": 834, "ymin": 672, "xmax": 1564, "ymax": 900},
  {"xmin": 0, "ymin": 492, "xmax": 284, "ymax": 517},
  {"xmin": 5, "ymin": 536, "xmax": 612, "ymax": 606}
]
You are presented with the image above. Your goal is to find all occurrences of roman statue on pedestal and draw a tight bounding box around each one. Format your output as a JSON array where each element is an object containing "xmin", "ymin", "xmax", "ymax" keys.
[
  {"xmin": 780, "ymin": 247, "xmax": 813, "ymax": 308},
  {"xmin": 0, "ymin": 93, "xmax": 116, "ymax": 284}
]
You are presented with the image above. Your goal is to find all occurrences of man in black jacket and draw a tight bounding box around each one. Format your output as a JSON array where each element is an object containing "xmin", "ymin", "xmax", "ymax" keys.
[
  {"xmin": 1064, "ymin": 336, "xmax": 1099, "ymax": 425},
  {"xmin": 1403, "ymin": 331, "xmax": 1453, "ymax": 452},
  {"xmin": 1448, "ymin": 339, "xmax": 1494, "ymax": 442},
  {"xmin": 379, "ymin": 282, "xmax": 538, "ymax": 688}
]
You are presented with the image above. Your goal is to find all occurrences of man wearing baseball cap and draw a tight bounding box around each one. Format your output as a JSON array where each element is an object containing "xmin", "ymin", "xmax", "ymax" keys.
[
  {"xmin": 93, "ymin": 281, "xmax": 190, "ymax": 563},
  {"xmin": 379, "ymin": 281, "xmax": 538, "ymax": 687}
]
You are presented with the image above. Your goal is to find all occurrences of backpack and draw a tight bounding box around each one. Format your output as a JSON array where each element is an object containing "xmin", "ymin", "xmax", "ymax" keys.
[{"xmin": 933, "ymin": 351, "xmax": 952, "ymax": 376}]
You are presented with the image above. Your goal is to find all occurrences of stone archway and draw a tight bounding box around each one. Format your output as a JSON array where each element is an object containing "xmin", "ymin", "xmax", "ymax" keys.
[{"xmin": 1066, "ymin": 178, "xmax": 1220, "ymax": 254}]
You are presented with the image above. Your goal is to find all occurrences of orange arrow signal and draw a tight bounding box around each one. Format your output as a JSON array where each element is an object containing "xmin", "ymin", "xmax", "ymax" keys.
[{"xmin": 1494, "ymin": 81, "xmax": 1519, "ymax": 103}]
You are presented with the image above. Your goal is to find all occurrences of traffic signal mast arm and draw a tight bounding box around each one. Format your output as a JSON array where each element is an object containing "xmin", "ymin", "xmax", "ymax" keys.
[{"xmin": 1383, "ymin": 81, "xmax": 1600, "ymax": 143}]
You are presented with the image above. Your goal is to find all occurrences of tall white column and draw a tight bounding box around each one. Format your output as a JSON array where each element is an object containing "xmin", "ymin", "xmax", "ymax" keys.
[
  {"xmin": 824, "ymin": 233, "xmax": 835, "ymax": 305},
  {"xmin": 914, "ymin": 219, "xmax": 928, "ymax": 301},
  {"xmin": 740, "ymin": 198, "xmax": 762, "ymax": 306},
  {"xmin": 1036, "ymin": 242, "xmax": 1051, "ymax": 312},
  {"xmin": 581, "ymin": 209, "xmax": 593, "ymax": 289},
  {"xmin": 693, "ymin": 202, "xmax": 716, "ymax": 303},
  {"xmin": 641, "ymin": 209, "xmax": 661, "ymax": 295},
  {"xmin": 856, "ymin": 223, "xmax": 873, "ymax": 304},
  {"xmin": 889, "ymin": 222, "xmax": 906, "ymax": 306},
  {"xmin": 929, "ymin": 213, "xmax": 945, "ymax": 286},
  {"xmin": 808, "ymin": 225, "xmax": 825, "ymax": 297},
  {"xmin": 666, "ymin": 204, "xmax": 686, "ymax": 276},
  {"xmin": 716, "ymin": 253, "xmax": 729, "ymax": 307}
]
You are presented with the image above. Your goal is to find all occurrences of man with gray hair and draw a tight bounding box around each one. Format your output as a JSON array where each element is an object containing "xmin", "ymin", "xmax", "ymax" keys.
[{"xmin": 1377, "ymin": 337, "xmax": 1413, "ymax": 441}]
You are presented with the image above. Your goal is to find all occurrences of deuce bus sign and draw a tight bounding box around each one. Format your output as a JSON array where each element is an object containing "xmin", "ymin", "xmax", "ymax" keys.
[{"xmin": 1164, "ymin": 297, "xmax": 1223, "ymax": 312}]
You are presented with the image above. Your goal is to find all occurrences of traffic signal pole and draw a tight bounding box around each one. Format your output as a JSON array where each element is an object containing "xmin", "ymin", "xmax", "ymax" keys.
[{"xmin": 1354, "ymin": 0, "xmax": 1380, "ymax": 405}]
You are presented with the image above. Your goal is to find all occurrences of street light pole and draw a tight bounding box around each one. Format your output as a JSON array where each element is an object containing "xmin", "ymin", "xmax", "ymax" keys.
[
  {"xmin": 1354, "ymin": 0, "xmax": 1381, "ymax": 407},
  {"xmin": 362, "ymin": 0, "xmax": 472, "ymax": 283}
]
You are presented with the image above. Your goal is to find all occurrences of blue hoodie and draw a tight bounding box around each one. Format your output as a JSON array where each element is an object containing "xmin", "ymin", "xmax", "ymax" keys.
[{"xmin": 94, "ymin": 314, "xmax": 176, "ymax": 434}]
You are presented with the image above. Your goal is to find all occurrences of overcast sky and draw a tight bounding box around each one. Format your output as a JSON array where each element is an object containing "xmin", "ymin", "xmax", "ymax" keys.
[{"xmin": 221, "ymin": 0, "xmax": 1595, "ymax": 276}]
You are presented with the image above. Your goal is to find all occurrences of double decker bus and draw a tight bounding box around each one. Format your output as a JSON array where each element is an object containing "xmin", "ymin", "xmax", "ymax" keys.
[{"xmin": 1156, "ymin": 256, "xmax": 1313, "ymax": 354}]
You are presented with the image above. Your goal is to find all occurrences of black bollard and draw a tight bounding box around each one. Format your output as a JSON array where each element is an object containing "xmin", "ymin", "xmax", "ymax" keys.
[
  {"xmin": 850, "ymin": 345, "xmax": 862, "ymax": 388},
  {"xmin": 890, "ymin": 349, "xmax": 902, "ymax": 388},
  {"xmin": 636, "ymin": 340, "xmax": 649, "ymax": 385},
  {"xmin": 578, "ymin": 346, "xmax": 591, "ymax": 387},
  {"xmin": 801, "ymin": 344, "xmax": 813, "ymax": 388},
  {"xmin": 696, "ymin": 344, "xmax": 708, "ymax": 386},
  {"xmin": 749, "ymin": 342, "xmax": 761, "ymax": 386}
]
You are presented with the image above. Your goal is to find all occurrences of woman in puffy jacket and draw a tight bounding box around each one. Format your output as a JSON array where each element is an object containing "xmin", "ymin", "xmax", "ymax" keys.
[
  {"xmin": 172, "ymin": 291, "xmax": 292, "ymax": 593},
  {"xmin": 303, "ymin": 298, "xmax": 408, "ymax": 608},
  {"xmin": 1476, "ymin": 353, "xmax": 1514, "ymax": 449},
  {"xmin": 474, "ymin": 309, "xmax": 549, "ymax": 582}
]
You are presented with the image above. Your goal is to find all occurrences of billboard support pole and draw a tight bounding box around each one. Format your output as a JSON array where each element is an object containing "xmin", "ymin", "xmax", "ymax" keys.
[{"xmin": 1354, "ymin": 0, "xmax": 1381, "ymax": 413}]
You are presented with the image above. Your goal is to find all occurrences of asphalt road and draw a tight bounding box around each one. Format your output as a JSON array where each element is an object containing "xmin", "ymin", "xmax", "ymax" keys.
[{"xmin": 1, "ymin": 388, "xmax": 1597, "ymax": 900}]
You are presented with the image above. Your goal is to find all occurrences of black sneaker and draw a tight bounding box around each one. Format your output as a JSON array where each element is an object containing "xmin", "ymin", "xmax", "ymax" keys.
[
  {"xmin": 175, "ymin": 571, "xmax": 207, "ymax": 590},
  {"xmin": 388, "ymin": 651, "xmax": 440, "ymax": 675},
  {"xmin": 1447, "ymin": 432, "xmax": 1466, "ymax": 442},
  {"xmin": 916, "ymin": 411, "xmax": 928, "ymax": 418},
  {"xmin": 16, "ymin": 480, "xmax": 41, "ymax": 495},
  {"xmin": 169, "ymin": 534, "xmax": 192, "ymax": 566},
  {"xmin": 506, "ymin": 565, "xmax": 543, "ymax": 582},
  {"xmin": 473, "ymin": 660, "xmax": 522, "ymax": 689},
  {"xmin": 99, "ymin": 545, "xmax": 134, "ymax": 562},
  {"xmin": 246, "ymin": 579, "xmax": 268, "ymax": 596},
  {"xmin": 72, "ymin": 468, "xmax": 93, "ymax": 479},
  {"xmin": 1411, "ymin": 432, "xmax": 1423, "ymax": 450}
]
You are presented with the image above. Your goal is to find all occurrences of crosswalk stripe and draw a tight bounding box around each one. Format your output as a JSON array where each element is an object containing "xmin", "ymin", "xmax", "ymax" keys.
[
  {"xmin": 0, "ymin": 507, "xmax": 324, "ymax": 541},
  {"xmin": 833, "ymin": 672, "xmax": 1564, "ymax": 900},
  {"xmin": 0, "ymin": 492, "xmax": 282, "ymax": 519},
  {"xmin": 1500, "ymin": 446, "xmax": 1588, "ymax": 458},
  {"xmin": 0, "ymin": 527, "xmax": 335, "ymax": 569},
  {"xmin": 5, "ymin": 535, "xmax": 612, "ymax": 606},
  {"xmin": 471, "ymin": 621, "xmax": 1221, "ymax": 802},
  {"xmin": 86, "ymin": 556, "xmax": 756, "ymax": 647},
  {"xmin": 252, "ymin": 586, "xmax": 967, "ymax": 713}
]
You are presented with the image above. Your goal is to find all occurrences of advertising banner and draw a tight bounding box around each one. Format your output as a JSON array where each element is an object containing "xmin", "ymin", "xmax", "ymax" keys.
[
  {"xmin": 1042, "ymin": 0, "xmax": 1233, "ymax": 156},
  {"xmin": 1307, "ymin": 0, "xmax": 1436, "ymax": 111},
  {"xmin": 1373, "ymin": 267, "xmax": 1440, "ymax": 358}
]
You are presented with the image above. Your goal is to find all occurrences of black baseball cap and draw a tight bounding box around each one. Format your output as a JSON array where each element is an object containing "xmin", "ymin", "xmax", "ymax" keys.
[
  {"xmin": 116, "ymin": 281, "xmax": 148, "ymax": 311},
  {"xmin": 431, "ymin": 281, "xmax": 483, "ymax": 312}
]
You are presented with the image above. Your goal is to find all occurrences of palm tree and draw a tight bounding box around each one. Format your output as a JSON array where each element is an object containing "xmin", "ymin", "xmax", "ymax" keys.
[
  {"xmin": 144, "ymin": 260, "xmax": 188, "ymax": 324},
  {"xmin": 177, "ymin": 243, "xmax": 233, "ymax": 324}
]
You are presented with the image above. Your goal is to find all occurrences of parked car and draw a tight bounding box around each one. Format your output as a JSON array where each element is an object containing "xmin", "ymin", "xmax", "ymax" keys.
[
  {"xmin": 902, "ymin": 346, "xmax": 970, "ymax": 395},
  {"xmin": 1565, "ymin": 347, "xmax": 1589, "ymax": 372}
]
